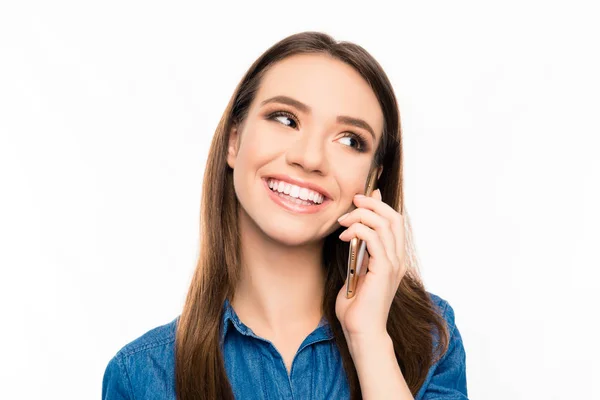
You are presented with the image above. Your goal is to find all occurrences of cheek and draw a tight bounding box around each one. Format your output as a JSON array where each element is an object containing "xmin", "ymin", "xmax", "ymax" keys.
[
  {"xmin": 236, "ymin": 128, "xmax": 267, "ymax": 163},
  {"xmin": 337, "ymin": 170, "xmax": 370, "ymax": 198},
  {"xmin": 243, "ymin": 125, "xmax": 287, "ymax": 160}
]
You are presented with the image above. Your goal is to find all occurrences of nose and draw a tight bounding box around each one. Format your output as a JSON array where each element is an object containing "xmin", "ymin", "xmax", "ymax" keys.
[{"xmin": 284, "ymin": 128, "xmax": 329, "ymax": 175}]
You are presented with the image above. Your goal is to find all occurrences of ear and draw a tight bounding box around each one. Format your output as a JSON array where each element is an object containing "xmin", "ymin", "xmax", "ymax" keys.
[{"xmin": 226, "ymin": 125, "xmax": 240, "ymax": 169}]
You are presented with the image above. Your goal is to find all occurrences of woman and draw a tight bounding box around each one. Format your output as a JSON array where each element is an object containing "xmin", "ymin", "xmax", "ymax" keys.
[{"xmin": 103, "ymin": 31, "xmax": 468, "ymax": 400}]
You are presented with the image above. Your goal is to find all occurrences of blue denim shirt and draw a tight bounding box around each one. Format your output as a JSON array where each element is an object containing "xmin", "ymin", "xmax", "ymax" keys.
[{"xmin": 102, "ymin": 292, "xmax": 467, "ymax": 399}]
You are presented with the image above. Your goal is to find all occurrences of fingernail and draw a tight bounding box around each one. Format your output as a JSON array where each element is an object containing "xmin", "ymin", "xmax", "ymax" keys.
[{"xmin": 338, "ymin": 213, "xmax": 349, "ymax": 221}]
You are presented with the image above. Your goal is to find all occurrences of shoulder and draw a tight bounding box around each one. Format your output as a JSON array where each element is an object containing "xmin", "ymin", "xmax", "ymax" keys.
[
  {"xmin": 116, "ymin": 316, "xmax": 179, "ymax": 357},
  {"xmin": 102, "ymin": 317, "xmax": 179, "ymax": 399},
  {"xmin": 416, "ymin": 292, "xmax": 468, "ymax": 399},
  {"xmin": 427, "ymin": 291, "xmax": 457, "ymax": 331}
]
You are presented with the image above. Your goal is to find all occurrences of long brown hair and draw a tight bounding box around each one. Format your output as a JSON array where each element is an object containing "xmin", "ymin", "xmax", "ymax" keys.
[{"xmin": 175, "ymin": 31, "xmax": 450, "ymax": 399}]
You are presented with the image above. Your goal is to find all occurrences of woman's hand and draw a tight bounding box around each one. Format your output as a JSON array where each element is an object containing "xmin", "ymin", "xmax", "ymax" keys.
[{"xmin": 335, "ymin": 188, "xmax": 407, "ymax": 342}]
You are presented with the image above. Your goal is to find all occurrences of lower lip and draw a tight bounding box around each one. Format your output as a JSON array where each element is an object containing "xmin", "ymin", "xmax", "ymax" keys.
[{"xmin": 263, "ymin": 179, "xmax": 330, "ymax": 214}]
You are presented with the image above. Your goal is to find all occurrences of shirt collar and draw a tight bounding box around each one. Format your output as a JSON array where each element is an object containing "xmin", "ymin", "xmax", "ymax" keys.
[{"xmin": 220, "ymin": 297, "xmax": 334, "ymax": 347}]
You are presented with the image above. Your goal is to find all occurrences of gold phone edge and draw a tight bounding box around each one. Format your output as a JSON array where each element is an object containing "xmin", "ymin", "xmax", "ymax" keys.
[{"xmin": 345, "ymin": 167, "xmax": 378, "ymax": 298}]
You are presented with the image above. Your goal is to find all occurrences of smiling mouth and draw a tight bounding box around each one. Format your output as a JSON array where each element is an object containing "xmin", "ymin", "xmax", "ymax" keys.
[
  {"xmin": 263, "ymin": 178, "xmax": 330, "ymax": 213},
  {"xmin": 268, "ymin": 187, "xmax": 322, "ymax": 206},
  {"xmin": 265, "ymin": 178, "xmax": 326, "ymax": 205}
]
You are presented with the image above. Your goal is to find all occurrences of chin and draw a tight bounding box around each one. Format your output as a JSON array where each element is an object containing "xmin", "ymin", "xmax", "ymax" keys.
[{"xmin": 258, "ymin": 219, "xmax": 328, "ymax": 247}]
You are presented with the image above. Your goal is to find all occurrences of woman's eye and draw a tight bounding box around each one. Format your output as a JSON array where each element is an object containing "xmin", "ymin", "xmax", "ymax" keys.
[
  {"xmin": 339, "ymin": 133, "xmax": 368, "ymax": 153},
  {"xmin": 269, "ymin": 111, "xmax": 298, "ymax": 129},
  {"xmin": 339, "ymin": 136, "xmax": 358, "ymax": 148}
]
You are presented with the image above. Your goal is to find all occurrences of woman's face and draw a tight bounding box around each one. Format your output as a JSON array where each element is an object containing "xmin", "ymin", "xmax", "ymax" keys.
[{"xmin": 227, "ymin": 53, "xmax": 384, "ymax": 246}]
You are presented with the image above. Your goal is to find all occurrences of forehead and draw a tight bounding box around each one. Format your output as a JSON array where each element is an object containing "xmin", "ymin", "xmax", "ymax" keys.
[{"xmin": 254, "ymin": 54, "xmax": 384, "ymax": 138}]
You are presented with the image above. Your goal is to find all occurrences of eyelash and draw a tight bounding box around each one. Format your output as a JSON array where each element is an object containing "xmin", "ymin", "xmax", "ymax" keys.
[{"xmin": 266, "ymin": 110, "xmax": 369, "ymax": 153}]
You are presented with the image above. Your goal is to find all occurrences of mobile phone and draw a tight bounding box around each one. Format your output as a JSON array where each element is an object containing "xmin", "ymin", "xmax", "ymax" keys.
[{"xmin": 345, "ymin": 166, "xmax": 378, "ymax": 299}]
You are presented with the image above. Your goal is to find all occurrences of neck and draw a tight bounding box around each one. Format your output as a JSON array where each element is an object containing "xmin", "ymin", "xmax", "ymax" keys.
[{"xmin": 230, "ymin": 207, "xmax": 327, "ymax": 337}]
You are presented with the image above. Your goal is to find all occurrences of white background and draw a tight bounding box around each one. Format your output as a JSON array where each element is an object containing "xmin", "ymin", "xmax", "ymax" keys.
[{"xmin": 1, "ymin": 1, "xmax": 598, "ymax": 399}]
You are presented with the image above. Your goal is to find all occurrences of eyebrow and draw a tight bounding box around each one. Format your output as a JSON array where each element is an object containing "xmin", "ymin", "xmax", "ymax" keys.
[{"xmin": 259, "ymin": 95, "xmax": 376, "ymax": 141}]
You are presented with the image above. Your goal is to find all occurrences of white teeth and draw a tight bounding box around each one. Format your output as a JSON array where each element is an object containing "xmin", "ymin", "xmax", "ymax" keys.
[
  {"xmin": 266, "ymin": 178, "xmax": 325, "ymax": 204},
  {"xmin": 290, "ymin": 186, "xmax": 300, "ymax": 198},
  {"xmin": 299, "ymin": 187, "xmax": 309, "ymax": 200}
]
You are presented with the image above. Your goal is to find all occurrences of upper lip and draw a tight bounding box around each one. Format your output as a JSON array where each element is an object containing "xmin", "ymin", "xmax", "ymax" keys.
[{"xmin": 264, "ymin": 174, "xmax": 332, "ymax": 199}]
